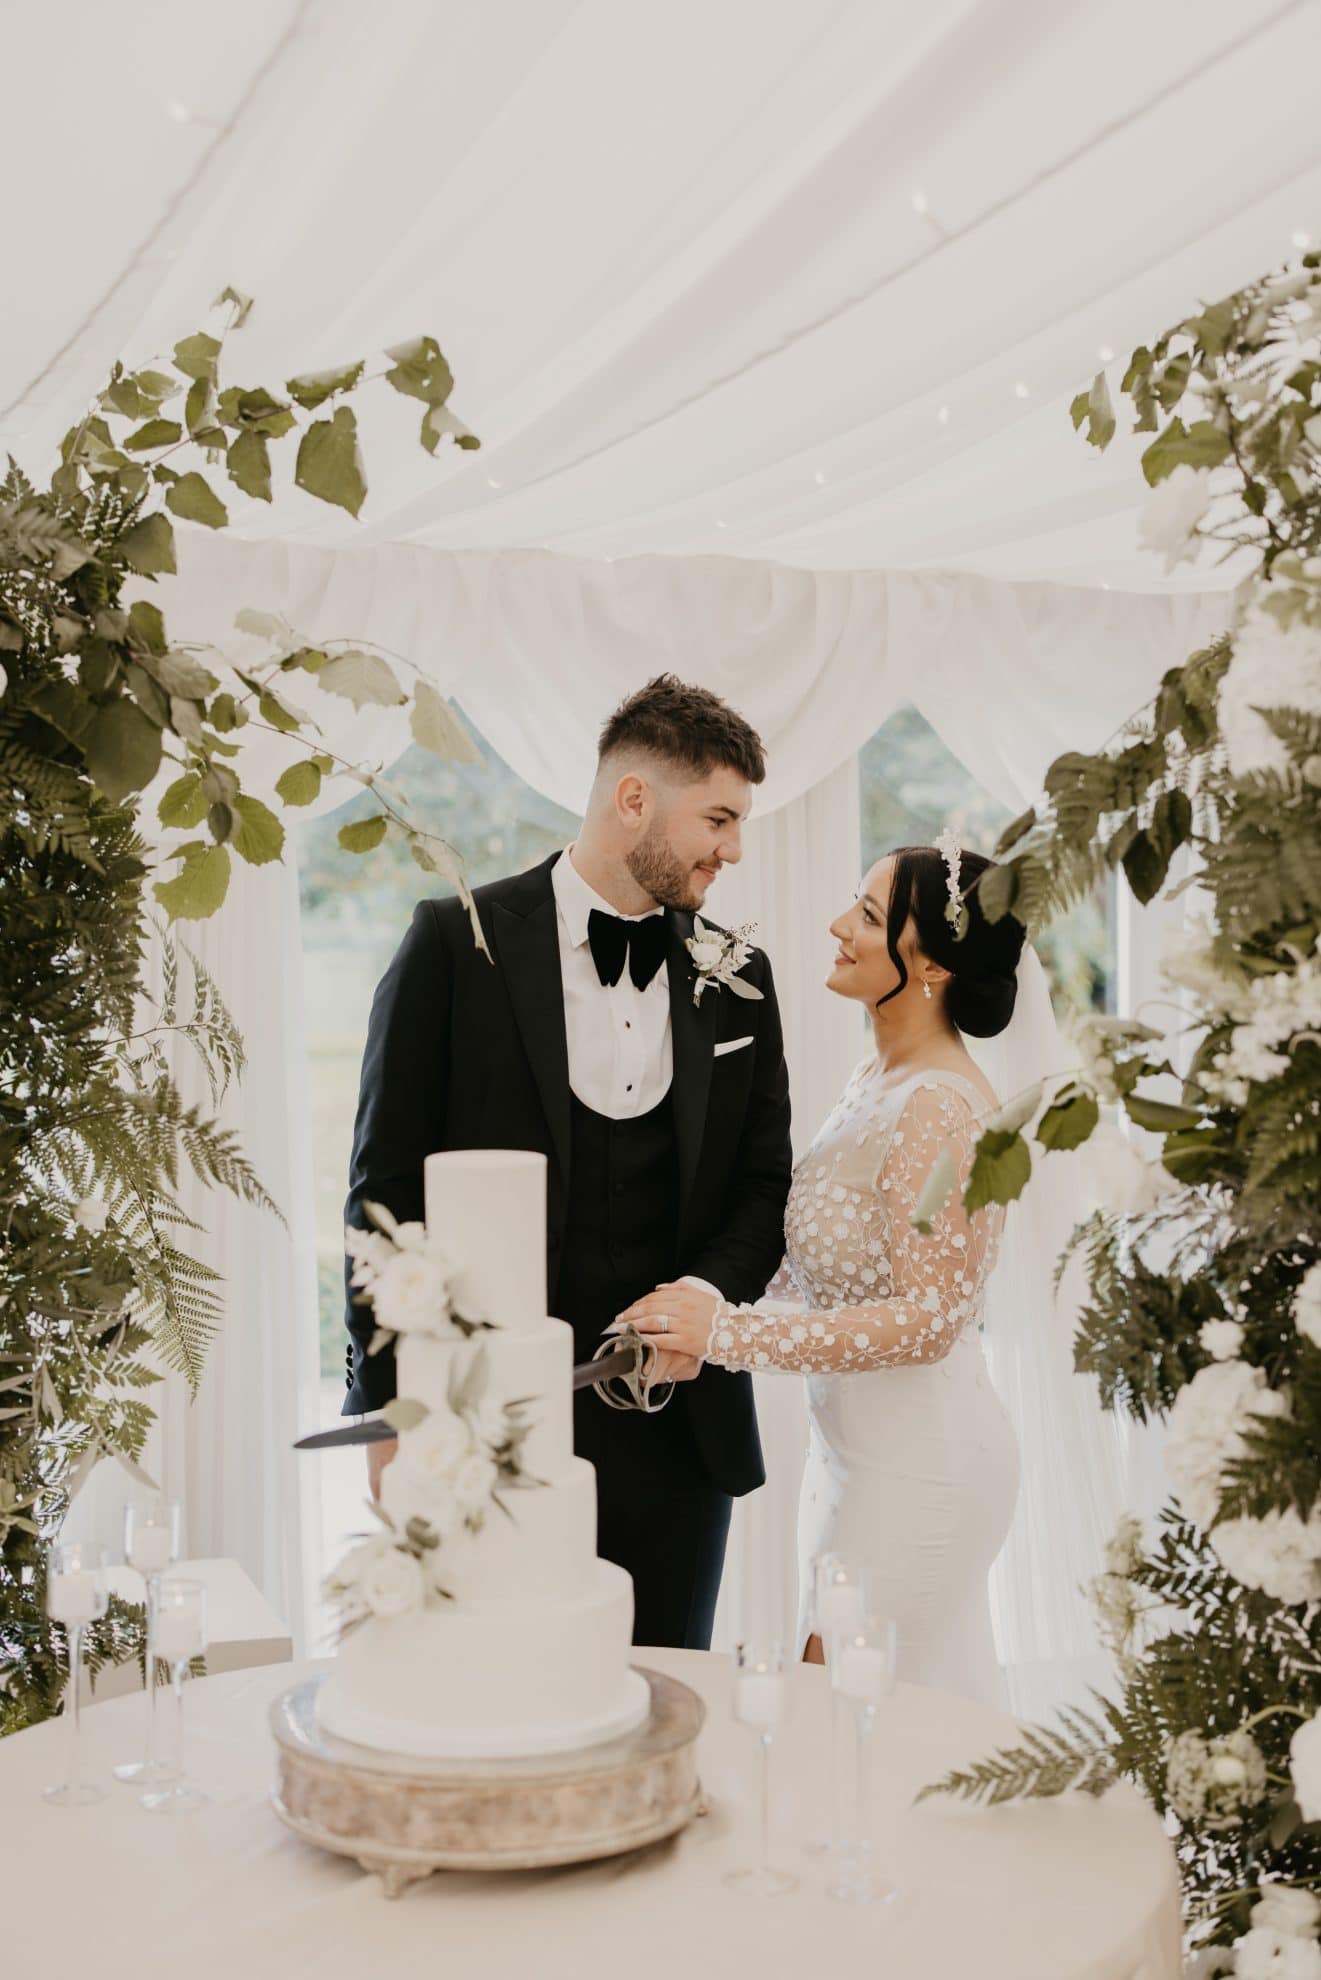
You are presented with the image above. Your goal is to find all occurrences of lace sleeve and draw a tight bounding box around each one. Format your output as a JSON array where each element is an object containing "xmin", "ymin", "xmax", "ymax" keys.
[{"xmin": 706, "ymin": 1081, "xmax": 994, "ymax": 1373}]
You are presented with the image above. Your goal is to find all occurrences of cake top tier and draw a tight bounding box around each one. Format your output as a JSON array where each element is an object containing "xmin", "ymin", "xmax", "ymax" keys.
[{"xmin": 424, "ymin": 1148, "xmax": 548, "ymax": 1336}]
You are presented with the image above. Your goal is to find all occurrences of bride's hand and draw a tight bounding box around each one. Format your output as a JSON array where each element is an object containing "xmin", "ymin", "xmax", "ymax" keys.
[
  {"xmin": 612, "ymin": 1282, "xmax": 718, "ymax": 1361},
  {"xmin": 648, "ymin": 1348, "xmax": 702, "ymax": 1386}
]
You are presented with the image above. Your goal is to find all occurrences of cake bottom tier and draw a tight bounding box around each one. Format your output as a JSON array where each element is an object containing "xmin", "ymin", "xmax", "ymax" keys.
[{"xmin": 316, "ymin": 1560, "xmax": 648, "ymax": 1759}]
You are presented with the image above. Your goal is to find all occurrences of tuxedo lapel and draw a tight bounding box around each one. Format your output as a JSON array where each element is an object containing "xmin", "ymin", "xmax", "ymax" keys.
[
  {"xmin": 666, "ymin": 910, "xmax": 717, "ymax": 1232},
  {"xmin": 491, "ymin": 866, "xmax": 571, "ymax": 1187}
]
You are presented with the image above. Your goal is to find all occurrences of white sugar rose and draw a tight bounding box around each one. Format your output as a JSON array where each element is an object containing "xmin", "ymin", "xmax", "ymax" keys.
[
  {"xmin": 1164, "ymin": 1361, "xmax": 1289, "ymax": 1531},
  {"xmin": 1293, "ymin": 1264, "xmax": 1321, "ymax": 1351},
  {"xmin": 1210, "ymin": 1508, "xmax": 1321, "ymax": 1607},
  {"xmin": 1251, "ymin": 1887, "xmax": 1321, "ymax": 1940},
  {"xmin": 1290, "ymin": 1712, "xmax": 1321, "ymax": 1824},
  {"xmin": 359, "ymin": 1544, "xmax": 426, "ymax": 1618},
  {"xmin": 1218, "ymin": 610, "xmax": 1321, "ymax": 779},
  {"xmin": 1200, "ymin": 1319, "xmax": 1245, "ymax": 1363},
  {"xmin": 1235, "ymin": 1927, "xmax": 1321, "ymax": 1980},
  {"xmin": 72, "ymin": 1197, "xmax": 110, "ymax": 1233},
  {"xmin": 452, "ymin": 1450, "xmax": 498, "ymax": 1515},
  {"xmin": 393, "ymin": 1408, "xmax": 470, "ymax": 1486},
  {"xmin": 369, "ymin": 1248, "xmax": 451, "ymax": 1336},
  {"xmin": 1138, "ymin": 464, "xmax": 1214, "ymax": 572}
]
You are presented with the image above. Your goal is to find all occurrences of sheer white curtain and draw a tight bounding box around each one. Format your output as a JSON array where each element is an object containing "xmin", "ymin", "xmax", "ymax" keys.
[{"xmin": 147, "ymin": 534, "xmax": 1230, "ymax": 1668}]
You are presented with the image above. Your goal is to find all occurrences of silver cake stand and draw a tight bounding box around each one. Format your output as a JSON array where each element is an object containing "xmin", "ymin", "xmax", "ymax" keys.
[{"xmin": 270, "ymin": 1667, "xmax": 705, "ymax": 1897}]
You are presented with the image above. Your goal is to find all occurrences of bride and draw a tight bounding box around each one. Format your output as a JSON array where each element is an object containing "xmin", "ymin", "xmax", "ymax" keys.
[{"xmin": 617, "ymin": 839, "xmax": 1026, "ymax": 1705}]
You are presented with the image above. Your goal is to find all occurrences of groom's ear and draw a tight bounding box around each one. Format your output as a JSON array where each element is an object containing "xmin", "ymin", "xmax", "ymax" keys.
[{"xmin": 613, "ymin": 771, "xmax": 649, "ymax": 829}]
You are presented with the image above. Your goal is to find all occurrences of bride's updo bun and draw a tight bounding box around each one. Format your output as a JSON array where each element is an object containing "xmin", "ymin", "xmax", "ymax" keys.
[{"xmin": 880, "ymin": 844, "xmax": 1027, "ymax": 1039}]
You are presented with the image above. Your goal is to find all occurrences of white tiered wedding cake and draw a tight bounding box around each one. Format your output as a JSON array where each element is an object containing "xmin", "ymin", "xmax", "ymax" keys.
[{"xmin": 317, "ymin": 1148, "xmax": 649, "ymax": 1759}]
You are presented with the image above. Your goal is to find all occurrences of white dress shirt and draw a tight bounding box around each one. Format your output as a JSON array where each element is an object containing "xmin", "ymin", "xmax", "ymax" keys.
[{"xmin": 551, "ymin": 846, "xmax": 673, "ymax": 1120}]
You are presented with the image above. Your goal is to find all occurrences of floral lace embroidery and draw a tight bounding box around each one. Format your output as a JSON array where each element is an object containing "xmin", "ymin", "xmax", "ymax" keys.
[{"xmin": 709, "ymin": 1070, "xmax": 1002, "ymax": 1373}]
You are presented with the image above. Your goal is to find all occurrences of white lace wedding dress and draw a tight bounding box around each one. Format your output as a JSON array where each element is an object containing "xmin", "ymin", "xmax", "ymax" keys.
[{"xmin": 706, "ymin": 1061, "xmax": 1021, "ymax": 1705}]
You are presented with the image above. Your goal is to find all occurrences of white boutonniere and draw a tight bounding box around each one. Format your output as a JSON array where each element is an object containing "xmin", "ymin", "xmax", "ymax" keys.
[{"xmin": 686, "ymin": 918, "xmax": 765, "ymax": 1007}]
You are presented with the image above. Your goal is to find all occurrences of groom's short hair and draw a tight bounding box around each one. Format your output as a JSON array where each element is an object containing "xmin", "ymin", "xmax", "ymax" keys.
[{"xmin": 598, "ymin": 674, "xmax": 766, "ymax": 785}]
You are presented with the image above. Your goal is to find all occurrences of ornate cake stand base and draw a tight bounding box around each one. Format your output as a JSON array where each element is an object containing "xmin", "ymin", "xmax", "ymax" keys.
[{"xmin": 270, "ymin": 1667, "xmax": 705, "ymax": 1896}]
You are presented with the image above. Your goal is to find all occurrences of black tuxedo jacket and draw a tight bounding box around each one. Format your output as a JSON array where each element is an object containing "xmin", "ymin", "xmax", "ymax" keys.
[{"xmin": 342, "ymin": 851, "xmax": 792, "ymax": 1496}]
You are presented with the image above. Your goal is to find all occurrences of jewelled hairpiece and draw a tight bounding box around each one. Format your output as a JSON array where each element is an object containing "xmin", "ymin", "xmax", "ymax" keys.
[{"xmin": 934, "ymin": 826, "xmax": 967, "ymax": 935}]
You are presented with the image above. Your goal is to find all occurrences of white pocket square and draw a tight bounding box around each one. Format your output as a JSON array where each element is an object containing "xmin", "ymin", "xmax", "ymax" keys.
[{"xmin": 714, "ymin": 1036, "xmax": 754, "ymax": 1058}]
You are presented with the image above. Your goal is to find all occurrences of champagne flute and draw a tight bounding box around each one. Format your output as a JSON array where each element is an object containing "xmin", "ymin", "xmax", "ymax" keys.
[
  {"xmin": 113, "ymin": 1497, "xmax": 182, "ymax": 1785},
  {"xmin": 44, "ymin": 1541, "xmax": 109, "ymax": 1806},
  {"xmin": 828, "ymin": 1613, "xmax": 900, "ymax": 1905},
  {"xmin": 724, "ymin": 1640, "xmax": 797, "ymax": 1896},
  {"xmin": 807, "ymin": 1552, "xmax": 865, "ymax": 1856},
  {"xmin": 140, "ymin": 1578, "xmax": 208, "ymax": 1814}
]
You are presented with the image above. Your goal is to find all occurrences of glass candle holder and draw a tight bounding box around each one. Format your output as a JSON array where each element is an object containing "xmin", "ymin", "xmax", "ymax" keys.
[
  {"xmin": 808, "ymin": 1552, "xmax": 865, "ymax": 1857},
  {"xmin": 828, "ymin": 1614, "xmax": 900, "ymax": 1906},
  {"xmin": 113, "ymin": 1498, "xmax": 182, "ymax": 1787},
  {"xmin": 725, "ymin": 1640, "xmax": 797, "ymax": 1897},
  {"xmin": 140, "ymin": 1577, "xmax": 208, "ymax": 1815},
  {"xmin": 44, "ymin": 1541, "xmax": 109, "ymax": 1807}
]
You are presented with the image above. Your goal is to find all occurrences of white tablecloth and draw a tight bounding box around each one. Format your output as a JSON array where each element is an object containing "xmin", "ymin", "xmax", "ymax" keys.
[{"xmin": 1, "ymin": 1650, "xmax": 1180, "ymax": 1980}]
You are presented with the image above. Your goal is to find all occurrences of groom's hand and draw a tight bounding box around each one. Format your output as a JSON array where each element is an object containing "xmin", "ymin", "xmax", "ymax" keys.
[{"xmin": 367, "ymin": 1435, "xmax": 398, "ymax": 1500}]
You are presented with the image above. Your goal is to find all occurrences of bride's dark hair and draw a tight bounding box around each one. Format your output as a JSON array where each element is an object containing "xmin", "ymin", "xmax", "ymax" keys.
[{"xmin": 875, "ymin": 845, "xmax": 1027, "ymax": 1037}]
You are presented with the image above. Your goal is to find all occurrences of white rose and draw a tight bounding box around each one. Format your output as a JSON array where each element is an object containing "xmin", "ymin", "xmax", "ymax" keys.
[
  {"xmin": 452, "ymin": 1451, "xmax": 498, "ymax": 1515},
  {"xmin": 1219, "ymin": 611, "xmax": 1321, "ymax": 779},
  {"xmin": 393, "ymin": 1408, "xmax": 470, "ymax": 1487},
  {"xmin": 1235, "ymin": 1927, "xmax": 1321, "ymax": 1980},
  {"xmin": 359, "ymin": 1545, "xmax": 427, "ymax": 1618},
  {"xmin": 370, "ymin": 1249, "xmax": 451, "ymax": 1336},
  {"xmin": 72, "ymin": 1197, "xmax": 110, "ymax": 1233},
  {"xmin": 1210, "ymin": 1508, "xmax": 1321, "ymax": 1607},
  {"xmin": 1138, "ymin": 464, "xmax": 1214, "ymax": 572},
  {"xmin": 1086, "ymin": 1121, "xmax": 1177, "ymax": 1218},
  {"xmin": 1200, "ymin": 1319, "xmax": 1245, "ymax": 1362},
  {"xmin": 1251, "ymin": 1887, "xmax": 1321, "ymax": 1940},
  {"xmin": 1165, "ymin": 1361, "xmax": 1289, "ymax": 1531},
  {"xmin": 1293, "ymin": 1264, "xmax": 1321, "ymax": 1351},
  {"xmin": 1290, "ymin": 1712, "xmax": 1321, "ymax": 1824},
  {"xmin": 690, "ymin": 938, "xmax": 726, "ymax": 971}
]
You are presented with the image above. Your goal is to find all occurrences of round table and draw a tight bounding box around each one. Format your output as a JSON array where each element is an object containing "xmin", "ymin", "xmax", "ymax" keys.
[{"xmin": 1, "ymin": 1649, "xmax": 1180, "ymax": 1980}]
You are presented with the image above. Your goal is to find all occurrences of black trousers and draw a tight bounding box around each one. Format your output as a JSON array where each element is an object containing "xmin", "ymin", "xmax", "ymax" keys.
[{"xmin": 573, "ymin": 1384, "xmax": 732, "ymax": 1651}]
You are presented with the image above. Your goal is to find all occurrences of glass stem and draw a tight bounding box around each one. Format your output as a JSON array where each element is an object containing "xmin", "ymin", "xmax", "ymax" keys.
[
  {"xmin": 759, "ymin": 1731, "xmax": 772, "ymax": 1878},
  {"xmin": 143, "ymin": 1575, "xmax": 159, "ymax": 1771},
  {"xmin": 66, "ymin": 1623, "xmax": 84, "ymax": 1790},
  {"xmin": 829, "ymin": 1683, "xmax": 847, "ymax": 1849},
  {"xmin": 852, "ymin": 1702, "xmax": 874, "ymax": 1865}
]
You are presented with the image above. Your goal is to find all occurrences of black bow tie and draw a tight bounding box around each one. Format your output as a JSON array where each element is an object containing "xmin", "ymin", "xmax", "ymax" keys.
[{"xmin": 587, "ymin": 908, "xmax": 668, "ymax": 992}]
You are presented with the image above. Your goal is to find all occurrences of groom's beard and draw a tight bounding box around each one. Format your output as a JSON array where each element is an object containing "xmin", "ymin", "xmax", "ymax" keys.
[{"xmin": 625, "ymin": 823, "xmax": 710, "ymax": 911}]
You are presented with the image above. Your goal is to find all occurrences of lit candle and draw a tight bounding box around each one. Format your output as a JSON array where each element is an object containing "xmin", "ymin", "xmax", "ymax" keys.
[
  {"xmin": 49, "ymin": 1571, "xmax": 100, "ymax": 1625},
  {"xmin": 734, "ymin": 1668, "xmax": 788, "ymax": 1729},
  {"xmin": 835, "ymin": 1643, "xmax": 889, "ymax": 1705},
  {"xmin": 155, "ymin": 1609, "xmax": 204, "ymax": 1663},
  {"xmin": 129, "ymin": 1526, "xmax": 173, "ymax": 1575},
  {"xmin": 817, "ymin": 1577, "xmax": 865, "ymax": 1632}
]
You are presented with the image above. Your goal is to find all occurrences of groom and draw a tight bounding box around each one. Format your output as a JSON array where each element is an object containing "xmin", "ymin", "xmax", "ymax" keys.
[{"xmin": 342, "ymin": 674, "xmax": 792, "ymax": 1648}]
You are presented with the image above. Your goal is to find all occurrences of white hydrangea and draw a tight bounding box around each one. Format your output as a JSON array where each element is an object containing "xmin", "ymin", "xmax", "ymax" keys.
[
  {"xmin": 1234, "ymin": 1927, "xmax": 1321, "ymax": 1980},
  {"xmin": 1218, "ymin": 609, "xmax": 1321, "ymax": 779},
  {"xmin": 1293, "ymin": 1264, "xmax": 1321, "ymax": 1351},
  {"xmin": 71, "ymin": 1196, "xmax": 110, "ymax": 1233},
  {"xmin": 1251, "ymin": 1887, "xmax": 1321, "ymax": 1941},
  {"xmin": 1166, "ymin": 1728, "xmax": 1268, "ymax": 1827},
  {"xmin": 1210, "ymin": 1508, "xmax": 1321, "ymax": 1606},
  {"xmin": 1199, "ymin": 1318, "xmax": 1245, "ymax": 1362},
  {"xmin": 1164, "ymin": 1361, "xmax": 1290, "ymax": 1531},
  {"xmin": 1201, "ymin": 943, "xmax": 1321, "ymax": 1106},
  {"xmin": 1290, "ymin": 1711, "xmax": 1321, "ymax": 1824},
  {"xmin": 1160, "ymin": 916, "xmax": 1251, "ymax": 1022},
  {"xmin": 1138, "ymin": 464, "xmax": 1214, "ymax": 572}
]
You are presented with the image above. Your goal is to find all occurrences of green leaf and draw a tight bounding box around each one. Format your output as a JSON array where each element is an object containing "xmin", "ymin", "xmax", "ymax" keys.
[
  {"xmin": 257, "ymin": 690, "xmax": 302, "ymax": 734},
  {"xmin": 84, "ymin": 700, "xmax": 164, "ymax": 803},
  {"xmin": 208, "ymin": 800, "xmax": 234, "ymax": 843},
  {"xmin": 964, "ymin": 1131, "xmax": 1032, "ymax": 1213},
  {"xmin": 234, "ymin": 607, "xmax": 287, "ymax": 642},
  {"xmin": 295, "ymin": 406, "xmax": 366, "ymax": 516},
  {"xmin": 285, "ymin": 360, "xmax": 365, "ymax": 410},
  {"xmin": 1123, "ymin": 1094, "xmax": 1203, "ymax": 1133},
  {"xmin": 316, "ymin": 648, "xmax": 405, "ymax": 709},
  {"xmin": 338, "ymin": 814, "xmax": 389, "ymax": 854},
  {"xmin": 157, "ymin": 772, "xmax": 209, "ymax": 830},
  {"xmin": 1161, "ymin": 1126, "xmax": 1226, "ymax": 1184},
  {"xmin": 1121, "ymin": 829, "xmax": 1167, "ymax": 906},
  {"xmin": 142, "ymin": 648, "xmax": 218, "ymax": 699},
  {"xmin": 124, "ymin": 418, "xmax": 182, "ymax": 452},
  {"xmin": 1036, "ymin": 1088, "xmax": 1100, "ymax": 1152},
  {"xmin": 165, "ymin": 472, "xmax": 229, "ymax": 529},
  {"xmin": 287, "ymin": 646, "xmax": 329, "ymax": 673},
  {"xmin": 1069, "ymin": 370, "xmax": 1115, "ymax": 450},
  {"xmin": 226, "ymin": 429, "xmax": 271, "ymax": 501},
  {"xmin": 1140, "ymin": 416, "xmax": 1232, "ymax": 487},
  {"xmin": 117, "ymin": 511, "xmax": 177, "ymax": 575},
  {"xmin": 172, "ymin": 331, "xmax": 222, "ymax": 382},
  {"xmin": 213, "ymin": 284, "xmax": 254, "ymax": 328},
  {"xmin": 984, "ymin": 1082, "xmax": 1043, "ymax": 1139},
  {"xmin": 128, "ymin": 598, "xmax": 168, "ymax": 654},
  {"xmin": 382, "ymin": 1397, "xmax": 430, "ymax": 1434},
  {"xmin": 274, "ymin": 759, "xmax": 322, "ymax": 806},
  {"xmin": 208, "ymin": 692, "xmax": 243, "ymax": 732},
  {"xmin": 384, "ymin": 335, "xmax": 454, "ymax": 407},
  {"xmin": 976, "ymin": 859, "xmax": 1019, "ymax": 924},
  {"xmin": 153, "ymin": 843, "xmax": 232, "ymax": 920},
  {"xmin": 229, "ymin": 794, "xmax": 284, "ymax": 866},
  {"xmin": 995, "ymin": 806, "xmax": 1037, "ymax": 856},
  {"xmin": 410, "ymin": 679, "xmax": 480, "ymax": 761},
  {"xmin": 420, "ymin": 404, "xmax": 479, "ymax": 455}
]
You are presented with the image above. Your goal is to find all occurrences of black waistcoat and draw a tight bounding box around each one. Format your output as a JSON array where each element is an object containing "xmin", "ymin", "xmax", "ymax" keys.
[{"xmin": 555, "ymin": 1091, "xmax": 679, "ymax": 1357}]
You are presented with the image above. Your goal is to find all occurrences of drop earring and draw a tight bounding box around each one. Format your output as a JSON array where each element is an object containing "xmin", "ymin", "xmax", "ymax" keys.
[{"xmin": 922, "ymin": 979, "xmax": 932, "ymax": 1000}]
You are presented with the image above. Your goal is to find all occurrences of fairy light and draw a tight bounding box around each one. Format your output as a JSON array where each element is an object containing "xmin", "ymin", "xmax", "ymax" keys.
[
  {"xmin": 1014, "ymin": 380, "xmax": 1030, "ymax": 400},
  {"xmin": 937, "ymin": 404, "xmax": 950, "ymax": 425},
  {"xmin": 813, "ymin": 468, "xmax": 829, "ymax": 486},
  {"xmin": 1097, "ymin": 343, "xmax": 1115, "ymax": 363},
  {"xmin": 166, "ymin": 99, "xmax": 193, "ymax": 123},
  {"xmin": 1293, "ymin": 230, "xmax": 1311, "ymax": 249},
  {"xmin": 910, "ymin": 190, "xmax": 929, "ymax": 216}
]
